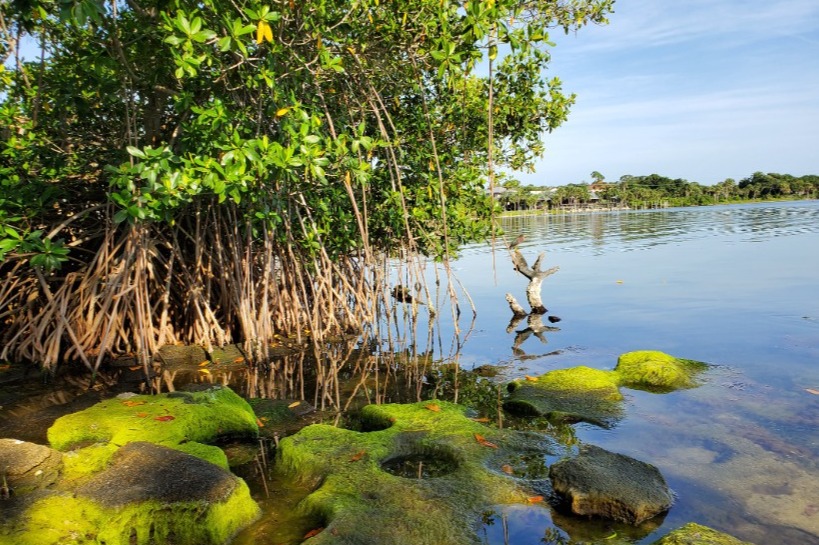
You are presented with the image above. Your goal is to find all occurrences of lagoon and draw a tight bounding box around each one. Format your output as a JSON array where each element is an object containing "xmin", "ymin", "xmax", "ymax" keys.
[{"xmin": 447, "ymin": 200, "xmax": 819, "ymax": 544}]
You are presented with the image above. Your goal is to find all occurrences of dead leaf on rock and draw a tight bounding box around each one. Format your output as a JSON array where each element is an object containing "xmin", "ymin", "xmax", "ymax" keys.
[
  {"xmin": 474, "ymin": 433, "xmax": 498, "ymax": 449},
  {"xmin": 349, "ymin": 450, "xmax": 366, "ymax": 462},
  {"xmin": 303, "ymin": 527, "xmax": 324, "ymax": 539}
]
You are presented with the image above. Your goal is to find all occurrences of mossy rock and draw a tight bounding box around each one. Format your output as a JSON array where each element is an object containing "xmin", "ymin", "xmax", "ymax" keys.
[
  {"xmin": 650, "ymin": 522, "xmax": 756, "ymax": 544},
  {"xmin": 47, "ymin": 386, "xmax": 258, "ymax": 479},
  {"xmin": 504, "ymin": 366, "xmax": 625, "ymax": 428},
  {"xmin": 3, "ymin": 443, "xmax": 260, "ymax": 545},
  {"xmin": 276, "ymin": 401, "xmax": 544, "ymax": 545},
  {"xmin": 614, "ymin": 351, "xmax": 709, "ymax": 392}
]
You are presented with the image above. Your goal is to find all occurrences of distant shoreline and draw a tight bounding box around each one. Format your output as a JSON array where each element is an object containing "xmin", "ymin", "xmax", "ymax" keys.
[{"xmin": 499, "ymin": 196, "xmax": 817, "ymax": 218}]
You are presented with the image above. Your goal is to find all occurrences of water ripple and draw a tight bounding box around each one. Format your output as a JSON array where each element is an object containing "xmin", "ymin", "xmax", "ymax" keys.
[{"xmin": 482, "ymin": 200, "xmax": 819, "ymax": 257}]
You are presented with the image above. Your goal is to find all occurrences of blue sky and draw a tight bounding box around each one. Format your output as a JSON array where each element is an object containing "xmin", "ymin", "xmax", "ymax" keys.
[{"xmin": 522, "ymin": 0, "xmax": 819, "ymax": 186}]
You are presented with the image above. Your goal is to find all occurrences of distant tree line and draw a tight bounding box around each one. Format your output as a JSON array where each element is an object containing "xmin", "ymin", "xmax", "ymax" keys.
[{"xmin": 499, "ymin": 171, "xmax": 819, "ymax": 211}]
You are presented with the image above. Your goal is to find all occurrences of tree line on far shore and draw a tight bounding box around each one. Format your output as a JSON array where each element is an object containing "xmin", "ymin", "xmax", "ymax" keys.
[{"xmin": 499, "ymin": 171, "xmax": 819, "ymax": 211}]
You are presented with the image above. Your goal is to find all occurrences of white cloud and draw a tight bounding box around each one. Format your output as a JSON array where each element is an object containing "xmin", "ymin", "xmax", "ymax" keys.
[{"xmin": 522, "ymin": 0, "xmax": 819, "ymax": 185}]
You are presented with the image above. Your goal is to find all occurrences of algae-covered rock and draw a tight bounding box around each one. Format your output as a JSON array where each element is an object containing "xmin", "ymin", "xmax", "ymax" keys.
[
  {"xmin": 8, "ymin": 443, "xmax": 259, "ymax": 545},
  {"xmin": 276, "ymin": 401, "xmax": 541, "ymax": 545},
  {"xmin": 614, "ymin": 350, "xmax": 708, "ymax": 391},
  {"xmin": 549, "ymin": 444, "xmax": 673, "ymax": 525},
  {"xmin": 47, "ymin": 386, "xmax": 258, "ymax": 478},
  {"xmin": 0, "ymin": 439, "xmax": 62, "ymax": 493},
  {"xmin": 504, "ymin": 366, "xmax": 625, "ymax": 428},
  {"xmin": 0, "ymin": 388, "xmax": 262, "ymax": 545},
  {"xmin": 650, "ymin": 522, "xmax": 756, "ymax": 545}
]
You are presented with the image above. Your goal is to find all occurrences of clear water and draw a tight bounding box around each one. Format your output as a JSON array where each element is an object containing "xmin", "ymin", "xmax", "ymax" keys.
[{"xmin": 445, "ymin": 201, "xmax": 819, "ymax": 545}]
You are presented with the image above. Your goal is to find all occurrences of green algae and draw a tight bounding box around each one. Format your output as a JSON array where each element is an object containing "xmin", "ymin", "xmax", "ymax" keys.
[
  {"xmin": 614, "ymin": 350, "xmax": 709, "ymax": 391},
  {"xmin": 0, "ymin": 386, "xmax": 263, "ymax": 544},
  {"xmin": 46, "ymin": 386, "xmax": 257, "ymax": 478},
  {"xmin": 503, "ymin": 352, "xmax": 709, "ymax": 427},
  {"xmin": 276, "ymin": 401, "xmax": 538, "ymax": 545},
  {"xmin": 650, "ymin": 522, "xmax": 756, "ymax": 545},
  {"xmin": 48, "ymin": 387, "xmax": 258, "ymax": 451},
  {"xmin": 505, "ymin": 366, "xmax": 625, "ymax": 427},
  {"xmin": 6, "ymin": 480, "xmax": 259, "ymax": 545}
]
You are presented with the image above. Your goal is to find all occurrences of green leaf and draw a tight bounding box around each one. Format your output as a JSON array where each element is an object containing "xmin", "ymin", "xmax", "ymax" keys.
[{"xmin": 126, "ymin": 146, "xmax": 146, "ymax": 159}]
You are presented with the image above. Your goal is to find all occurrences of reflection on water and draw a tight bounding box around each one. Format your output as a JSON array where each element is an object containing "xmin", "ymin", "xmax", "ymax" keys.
[
  {"xmin": 1, "ymin": 202, "xmax": 817, "ymax": 545},
  {"xmin": 480, "ymin": 201, "xmax": 819, "ymax": 257}
]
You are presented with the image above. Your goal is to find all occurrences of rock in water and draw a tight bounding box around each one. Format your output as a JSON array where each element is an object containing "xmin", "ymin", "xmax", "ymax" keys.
[{"xmin": 549, "ymin": 444, "xmax": 673, "ymax": 525}]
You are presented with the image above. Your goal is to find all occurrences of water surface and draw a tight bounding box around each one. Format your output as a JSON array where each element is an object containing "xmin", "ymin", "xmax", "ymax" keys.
[{"xmin": 449, "ymin": 201, "xmax": 819, "ymax": 544}]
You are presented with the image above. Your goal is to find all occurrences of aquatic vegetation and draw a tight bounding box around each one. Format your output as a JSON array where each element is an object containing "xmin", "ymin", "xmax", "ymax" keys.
[
  {"xmin": 614, "ymin": 351, "xmax": 709, "ymax": 392},
  {"xmin": 650, "ymin": 522, "xmax": 756, "ymax": 544},
  {"xmin": 48, "ymin": 386, "xmax": 258, "ymax": 478},
  {"xmin": 505, "ymin": 366, "xmax": 625, "ymax": 427},
  {"xmin": 504, "ymin": 352, "xmax": 709, "ymax": 426},
  {"xmin": 276, "ymin": 400, "xmax": 550, "ymax": 545}
]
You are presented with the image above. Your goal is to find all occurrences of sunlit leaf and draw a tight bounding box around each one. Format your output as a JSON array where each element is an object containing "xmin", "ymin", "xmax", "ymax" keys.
[
  {"xmin": 425, "ymin": 403, "xmax": 441, "ymax": 412},
  {"xmin": 256, "ymin": 20, "xmax": 273, "ymax": 44},
  {"xmin": 527, "ymin": 495, "xmax": 544, "ymax": 503},
  {"xmin": 155, "ymin": 415, "xmax": 175, "ymax": 422}
]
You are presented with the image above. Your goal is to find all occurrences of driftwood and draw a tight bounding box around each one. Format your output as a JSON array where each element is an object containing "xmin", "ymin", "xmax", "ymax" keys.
[{"xmin": 510, "ymin": 250, "xmax": 559, "ymax": 314}]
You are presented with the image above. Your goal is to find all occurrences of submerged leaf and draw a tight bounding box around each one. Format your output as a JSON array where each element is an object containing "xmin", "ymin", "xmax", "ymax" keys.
[
  {"xmin": 806, "ymin": 388, "xmax": 819, "ymax": 395},
  {"xmin": 501, "ymin": 464, "xmax": 514, "ymax": 475}
]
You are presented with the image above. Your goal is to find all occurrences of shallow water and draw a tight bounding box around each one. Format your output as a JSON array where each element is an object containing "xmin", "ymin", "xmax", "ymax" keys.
[
  {"xmin": 447, "ymin": 201, "xmax": 819, "ymax": 544},
  {"xmin": 1, "ymin": 201, "xmax": 817, "ymax": 545}
]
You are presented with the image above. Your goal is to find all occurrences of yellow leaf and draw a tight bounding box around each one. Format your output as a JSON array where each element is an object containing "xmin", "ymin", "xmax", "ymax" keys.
[
  {"xmin": 199, "ymin": 368, "xmax": 211, "ymax": 375},
  {"xmin": 425, "ymin": 403, "xmax": 441, "ymax": 412},
  {"xmin": 275, "ymin": 107, "xmax": 289, "ymax": 117},
  {"xmin": 256, "ymin": 20, "xmax": 272, "ymax": 44},
  {"xmin": 288, "ymin": 401, "xmax": 301, "ymax": 408}
]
